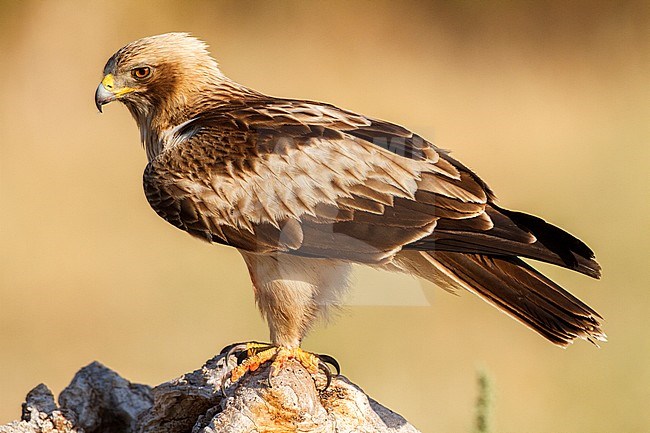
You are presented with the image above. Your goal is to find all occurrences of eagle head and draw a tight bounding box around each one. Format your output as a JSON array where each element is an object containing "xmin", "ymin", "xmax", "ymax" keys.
[
  {"xmin": 95, "ymin": 32, "xmax": 223, "ymax": 117},
  {"xmin": 95, "ymin": 33, "xmax": 227, "ymax": 160}
]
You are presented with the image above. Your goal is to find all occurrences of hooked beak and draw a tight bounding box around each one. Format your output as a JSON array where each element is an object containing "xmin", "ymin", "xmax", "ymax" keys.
[
  {"xmin": 95, "ymin": 83, "xmax": 114, "ymax": 113},
  {"xmin": 95, "ymin": 73, "xmax": 135, "ymax": 113}
]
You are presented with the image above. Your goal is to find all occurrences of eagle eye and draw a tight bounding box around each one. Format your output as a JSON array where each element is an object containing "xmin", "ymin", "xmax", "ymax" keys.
[{"xmin": 131, "ymin": 67, "xmax": 151, "ymax": 80}]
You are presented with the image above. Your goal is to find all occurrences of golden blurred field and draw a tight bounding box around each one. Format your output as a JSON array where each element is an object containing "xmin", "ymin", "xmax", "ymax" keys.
[{"xmin": 1, "ymin": 1, "xmax": 649, "ymax": 431}]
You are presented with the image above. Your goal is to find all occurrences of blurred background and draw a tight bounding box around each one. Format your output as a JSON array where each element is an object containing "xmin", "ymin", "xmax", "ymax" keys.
[{"xmin": 1, "ymin": 1, "xmax": 649, "ymax": 432}]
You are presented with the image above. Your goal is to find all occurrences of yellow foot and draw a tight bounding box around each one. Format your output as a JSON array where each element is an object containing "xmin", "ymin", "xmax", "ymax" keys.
[{"xmin": 219, "ymin": 342, "xmax": 340, "ymax": 394}]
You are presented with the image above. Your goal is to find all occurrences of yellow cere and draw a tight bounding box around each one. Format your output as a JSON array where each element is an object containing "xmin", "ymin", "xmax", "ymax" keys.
[
  {"xmin": 102, "ymin": 73, "xmax": 135, "ymax": 97},
  {"xmin": 101, "ymin": 73, "xmax": 115, "ymax": 89}
]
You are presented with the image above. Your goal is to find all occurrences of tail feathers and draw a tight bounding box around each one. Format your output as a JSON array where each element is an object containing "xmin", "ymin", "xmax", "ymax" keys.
[
  {"xmin": 410, "ymin": 251, "xmax": 606, "ymax": 347},
  {"xmin": 494, "ymin": 205, "xmax": 600, "ymax": 277}
]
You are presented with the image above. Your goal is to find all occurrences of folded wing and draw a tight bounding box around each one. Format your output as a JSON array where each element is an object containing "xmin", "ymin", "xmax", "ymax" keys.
[{"xmin": 143, "ymin": 96, "xmax": 603, "ymax": 345}]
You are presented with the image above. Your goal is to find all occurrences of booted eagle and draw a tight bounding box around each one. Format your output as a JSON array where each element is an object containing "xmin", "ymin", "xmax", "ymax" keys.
[{"xmin": 95, "ymin": 33, "xmax": 604, "ymax": 378}]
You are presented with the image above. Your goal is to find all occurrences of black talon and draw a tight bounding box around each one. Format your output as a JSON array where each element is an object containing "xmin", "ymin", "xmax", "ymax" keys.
[
  {"xmin": 220, "ymin": 340, "xmax": 268, "ymax": 355},
  {"xmin": 318, "ymin": 360, "xmax": 333, "ymax": 390},
  {"xmin": 219, "ymin": 344, "xmax": 244, "ymax": 396},
  {"xmin": 219, "ymin": 342, "xmax": 238, "ymax": 355},
  {"xmin": 316, "ymin": 354, "xmax": 341, "ymax": 376},
  {"xmin": 224, "ymin": 343, "xmax": 249, "ymax": 369}
]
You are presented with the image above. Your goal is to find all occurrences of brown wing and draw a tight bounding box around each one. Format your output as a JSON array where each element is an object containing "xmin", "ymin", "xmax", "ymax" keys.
[
  {"xmin": 144, "ymin": 97, "xmax": 599, "ymax": 276},
  {"xmin": 143, "ymin": 99, "xmax": 488, "ymax": 263}
]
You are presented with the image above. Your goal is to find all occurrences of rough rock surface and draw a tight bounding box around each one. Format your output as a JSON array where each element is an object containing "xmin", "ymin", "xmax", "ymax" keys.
[{"xmin": 1, "ymin": 353, "xmax": 420, "ymax": 433}]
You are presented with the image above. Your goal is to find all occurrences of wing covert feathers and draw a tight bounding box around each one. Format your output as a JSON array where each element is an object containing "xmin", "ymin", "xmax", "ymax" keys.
[{"xmin": 144, "ymin": 99, "xmax": 491, "ymax": 262}]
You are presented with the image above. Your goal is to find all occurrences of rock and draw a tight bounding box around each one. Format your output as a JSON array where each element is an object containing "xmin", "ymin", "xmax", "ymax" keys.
[{"xmin": 2, "ymin": 353, "xmax": 420, "ymax": 433}]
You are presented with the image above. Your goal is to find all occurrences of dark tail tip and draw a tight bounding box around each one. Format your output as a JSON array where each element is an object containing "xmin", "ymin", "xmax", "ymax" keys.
[{"xmin": 494, "ymin": 205, "xmax": 600, "ymax": 278}]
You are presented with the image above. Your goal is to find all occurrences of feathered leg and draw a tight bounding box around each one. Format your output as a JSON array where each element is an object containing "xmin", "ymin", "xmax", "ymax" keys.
[{"xmin": 220, "ymin": 252, "xmax": 348, "ymax": 392}]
